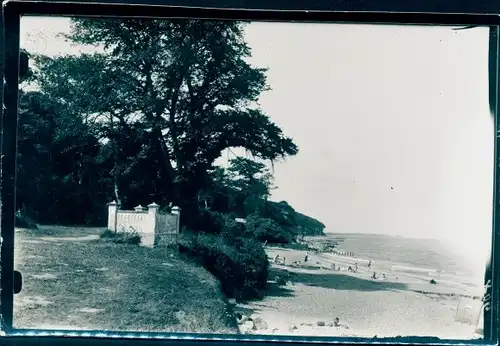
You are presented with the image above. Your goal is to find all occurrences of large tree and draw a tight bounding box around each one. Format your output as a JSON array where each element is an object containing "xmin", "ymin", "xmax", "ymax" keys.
[{"xmin": 34, "ymin": 19, "xmax": 298, "ymax": 226}]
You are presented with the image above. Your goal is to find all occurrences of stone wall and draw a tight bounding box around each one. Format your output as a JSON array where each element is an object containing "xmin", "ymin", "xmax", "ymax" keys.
[{"xmin": 107, "ymin": 202, "xmax": 180, "ymax": 248}]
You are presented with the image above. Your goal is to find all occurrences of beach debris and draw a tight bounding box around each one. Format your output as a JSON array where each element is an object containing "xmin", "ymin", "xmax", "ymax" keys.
[
  {"xmin": 235, "ymin": 312, "xmax": 243, "ymax": 323},
  {"xmin": 241, "ymin": 320, "xmax": 255, "ymax": 333},
  {"xmin": 235, "ymin": 312, "xmax": 252, "ymax": 325},
  {"xmin": 272, "ymin": 328, "xmax": 279, "ymax": 333},
  {"xmin": 317, "ymin": 321, "xmax": 326, "ymax": 327},
  {"xmin": 430, "ymin": 279, "xmax": 437, "ymax": 285},
  {"xmin": 252, "ymin": 317, "xmax": 268, "ymax": 330},
  {"xmin": 334, "ymin": 317, "xmax": 340, "ymax": 327},
  {"xmin": 289, "ymin": 324, "xmax": 298, "ymax": 332}
]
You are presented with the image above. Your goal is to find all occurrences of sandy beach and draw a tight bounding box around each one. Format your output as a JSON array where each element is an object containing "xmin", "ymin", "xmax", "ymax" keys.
[{"xmin": 234, "ymin": 240, "xmax": 485, "ymax": 339}]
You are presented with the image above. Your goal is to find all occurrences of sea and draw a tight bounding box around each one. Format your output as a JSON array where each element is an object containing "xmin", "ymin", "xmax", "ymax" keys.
[{"xmin": 323, "ymin": 233, "xmax": 488, "ymax": 296}]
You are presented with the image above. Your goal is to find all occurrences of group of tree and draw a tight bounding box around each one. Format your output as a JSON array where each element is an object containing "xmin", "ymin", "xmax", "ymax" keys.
[
  {"xmin": 16, "ymin": 18, "xmax": 325, "ymax": 300},
  {"xmin": 17, "ymin": 17, "xmax": 325, "ymax": 240}
]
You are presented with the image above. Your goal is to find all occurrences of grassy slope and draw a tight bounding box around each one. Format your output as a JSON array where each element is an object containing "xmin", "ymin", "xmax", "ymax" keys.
[{"xmin": 13, "ymin": 226, "xmax": 238, "ymax": 333}]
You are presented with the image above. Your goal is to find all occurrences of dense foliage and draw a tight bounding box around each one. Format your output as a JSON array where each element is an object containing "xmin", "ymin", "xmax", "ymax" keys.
[{"xmin": 180, "ymin": 233, "xmax": 269, "ymax": 302}]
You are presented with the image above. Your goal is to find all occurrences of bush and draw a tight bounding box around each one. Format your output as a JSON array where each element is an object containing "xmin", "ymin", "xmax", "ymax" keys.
[
  {"xmin": 100, "ymin": 229, "xmax": 116, "ymax": 239},
  {"xmin": 217, "ymin": 213, "xmax": 245, "ymax": 239},
  {"xmin": 245, "ymin": 215, "xmax": 292, "ymax": 244},
  {"xmin": 100, "ymin": 227, "xmax": 142, "ymax": 245},
  {"xmin": 180, "ymin": 233, "xmax": 269, "ymax": 302},
  {"xmin": 15, "ymin": 210, "xmax": 38, "ymax": 229},
  {"xmin": 190, "ymin": 210, "xmax": 245, "ymax": 239},
  {"xmin": 190, "ymin": 210, "xmax": 224, "ymax": 234}
]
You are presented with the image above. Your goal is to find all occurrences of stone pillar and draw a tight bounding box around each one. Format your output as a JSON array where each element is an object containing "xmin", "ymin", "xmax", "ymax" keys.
[
  {"xmin": 107, "ymin": 201, "xmax": 120, "ymax": 232},
  {"xmin": 146, "ymin": 202, "xmax": 159, "ymax": 248},
  {"xmin": 134, "ymin": 205, "xmax": 145, "ymax": 212},
  {"xmin": 171, "ymin": 206, "xmax": 181, "ymax": 250},
  {"xmin": 171, "ymin": 206, "xmax": 181, "ymax": 234}
]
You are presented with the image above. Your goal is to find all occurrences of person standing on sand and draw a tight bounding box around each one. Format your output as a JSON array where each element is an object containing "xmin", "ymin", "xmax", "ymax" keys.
[
  {"xmin": 368, "ymin": 260, "xmax": 372, "ymax": 269},
  {"xmin": 354, "ymin": 262, "xmax": 358, "ymax": 272},
  {"xmin": 334, "ymin": 317, "xmax": 340, "ymax": 327},
  {"xmin": 304, "ymin": 254, "xmax": 309, "ymax": 263}
]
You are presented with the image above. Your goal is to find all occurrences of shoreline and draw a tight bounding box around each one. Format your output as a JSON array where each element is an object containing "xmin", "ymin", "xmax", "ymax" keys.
[
  {"xmin": 233, "ymin": 238, "xmax": 484, "ymax": 339},
  {"xmin": 302, "ymin": 235, "xmax": 484, "ymax": 298}
]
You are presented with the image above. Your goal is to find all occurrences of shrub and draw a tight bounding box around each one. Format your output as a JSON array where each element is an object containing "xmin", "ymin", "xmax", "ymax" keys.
[
  {"xmin": 190, "ymin": 210, "xmax": 245, "ymax": 239},
  {"xmin": 180, "ymin": 233, "xmax": 269, "ymax": 302},
  {"xmin": 218, "ymin": 213, "xmax": 245, "ymax": 239},
  {"xmin": 231, "ymin": 236, "xmax": 270, "ymax": 300},
  {"xmin": 100, "ymin": 229, "xmax": 116, "ymax": 239},
  {"xmin": 191, "ymin": 210, "xmax": 223, "ymax": 234},
  {"xmin": 245, "ymin": 215, "xmax": 292, "ymax": 244},
  {"xmin": 100, "ymin": 227, "xmax": 142, "ymax": 245},
  {"xmin": 15, "ymin": 210, "xmax": 38, "ymax": 229}
]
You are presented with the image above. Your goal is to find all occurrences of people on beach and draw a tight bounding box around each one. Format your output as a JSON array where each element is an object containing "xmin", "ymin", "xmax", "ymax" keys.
[
  {"xmin": 348, "ymin": 266, "xmax": 354, "ymax": 272},
  {"xmin": 274, "ymin": 255, "xmax": 280, "ymax": 264},
  {"xmin": 330, "ymin": 263, "xmax": 336, "ymax": 270},
  {"xmin": 371, "ymin": 271, "xmax": 377, "ymax": 279},
  {"xmin": 304, "ymin": 254, "xmax": 309, "ymax": 263},
  {"xmin": 368, "ymin": 260, "xmax": 372, "ymax": 269},
  {"xmin": 382, "ymin": 273, "xmax": 387, "ymax": 280},
  {"xmin": 354, "ymin": 263, "xmax": 358, "ymax": 272}
]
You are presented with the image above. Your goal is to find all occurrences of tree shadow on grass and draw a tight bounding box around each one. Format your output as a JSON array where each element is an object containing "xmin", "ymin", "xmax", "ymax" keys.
[{"xmin": 270, "ymin": 267, "xmax": 408, "ymax": 292}]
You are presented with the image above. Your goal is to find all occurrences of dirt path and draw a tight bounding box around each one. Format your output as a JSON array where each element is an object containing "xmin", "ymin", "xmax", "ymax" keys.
[{"xmin": 39, "ymin": 235, "xmax": 100, "ymax": 242}]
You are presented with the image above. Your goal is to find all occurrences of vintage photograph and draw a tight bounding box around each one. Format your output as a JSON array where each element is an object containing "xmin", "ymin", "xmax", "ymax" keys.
[{"xmin": 12, "ymin": 17, "xmax": 493, "ymax": 339}]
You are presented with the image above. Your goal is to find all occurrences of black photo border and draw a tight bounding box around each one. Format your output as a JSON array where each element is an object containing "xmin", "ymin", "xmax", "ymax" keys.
[{"xmin": 1, "ymin": 2, "xmax": 500, "ymax": 346}]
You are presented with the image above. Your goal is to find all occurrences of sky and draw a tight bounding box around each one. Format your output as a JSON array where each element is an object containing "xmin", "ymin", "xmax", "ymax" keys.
[{"xmin": 20, "ymin": 17, "xmax": 494, "ymax": 264}]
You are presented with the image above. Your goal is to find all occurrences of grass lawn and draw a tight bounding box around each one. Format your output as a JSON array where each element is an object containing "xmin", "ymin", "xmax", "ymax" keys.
[{"xmin": 13, "ymin": 226, "xmax": 239, "ymax": 333}]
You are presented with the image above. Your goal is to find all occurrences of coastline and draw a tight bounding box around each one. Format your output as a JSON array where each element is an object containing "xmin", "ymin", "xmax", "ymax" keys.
[{"xmin": 233, "ymin": 236, "xmax": 485, "ymax": 339}]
